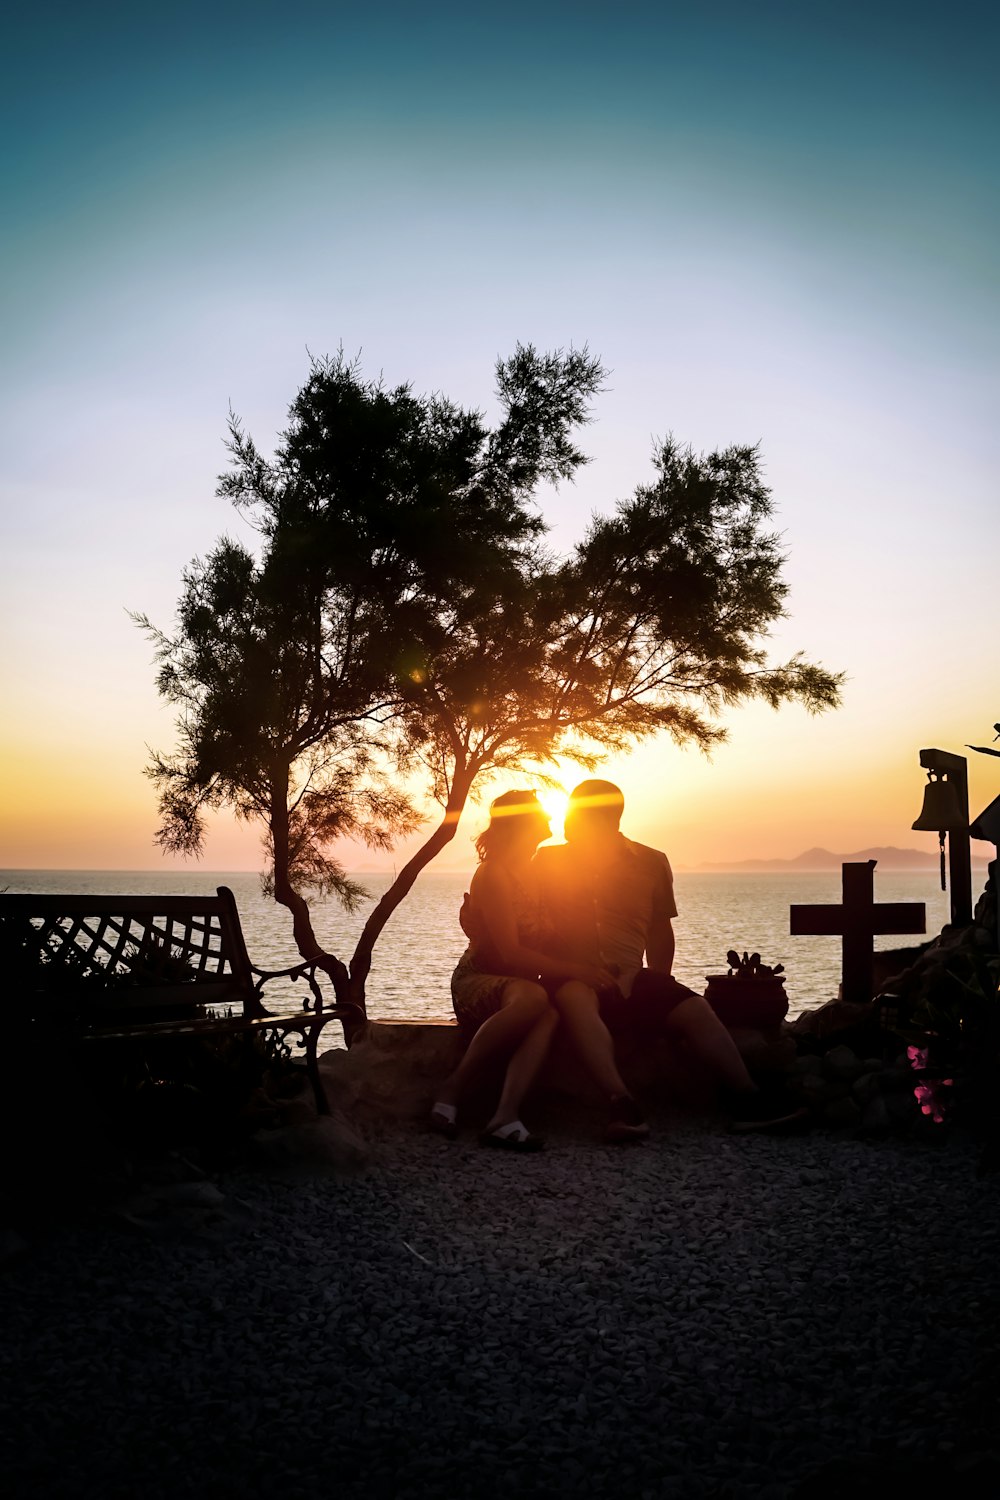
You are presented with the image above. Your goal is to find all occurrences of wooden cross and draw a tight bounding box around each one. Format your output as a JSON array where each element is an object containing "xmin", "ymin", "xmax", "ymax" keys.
[{"xmin": 789, "ymin": 860, "xmax": 926, "ymax": 1005}]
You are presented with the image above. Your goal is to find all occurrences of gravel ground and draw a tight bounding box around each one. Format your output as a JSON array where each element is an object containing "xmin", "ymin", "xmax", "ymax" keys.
[{"xmin": 2, "ymin": 1111, "xmax": 1000, "ymax": 1500}]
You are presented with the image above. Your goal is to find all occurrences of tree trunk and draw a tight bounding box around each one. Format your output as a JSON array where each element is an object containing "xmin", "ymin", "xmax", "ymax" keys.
[
  {"xmin": 347, "ymin": 764, "xmax": 477, "ymax": 1013},
  {"xmin": 268, "ymin": 770, "xmax": 357, "ymax": 1041}
]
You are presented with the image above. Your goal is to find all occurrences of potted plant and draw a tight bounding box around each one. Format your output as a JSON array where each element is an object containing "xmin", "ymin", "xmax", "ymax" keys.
[{"xmin": 704, "ymin": 950, "xmax": 789, "ymax": 1027}]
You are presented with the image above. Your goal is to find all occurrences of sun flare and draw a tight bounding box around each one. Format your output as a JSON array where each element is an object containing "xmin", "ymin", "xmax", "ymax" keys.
[{"xmin": 535, "ymin": 787, "xmax": 569, "ymax": 842}]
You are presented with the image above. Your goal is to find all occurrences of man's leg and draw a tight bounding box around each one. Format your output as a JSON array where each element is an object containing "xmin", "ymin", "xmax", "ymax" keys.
[
  {"xmin": 631, "ymin": 972, "xmax": 753, "ymax": 1087},
  {"xmin": 551, "ymin": 981, "xmax": 649, "ymax": 1140},
  {"xmin": 631, "ymin": 972, "xmax": 807, "ymax": 1130},
  {"xmin": 661, "ymin": 992, "xmax": 755, "ymax": 1092},
  {"xmin": 550, "ymin": 981, "xmax": 630, "ymax": 1096}
]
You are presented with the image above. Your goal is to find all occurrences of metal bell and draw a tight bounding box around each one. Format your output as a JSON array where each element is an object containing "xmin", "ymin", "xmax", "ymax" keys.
[{"xmin": 912, "ymin": 772, "xmax": 965, "ymax": 832}]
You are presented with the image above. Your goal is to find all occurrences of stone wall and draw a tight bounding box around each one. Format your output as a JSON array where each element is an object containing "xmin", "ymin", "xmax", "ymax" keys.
[{"xmin": 318, "ymin": 1016, "xmax": 796, "ymax": 1129}]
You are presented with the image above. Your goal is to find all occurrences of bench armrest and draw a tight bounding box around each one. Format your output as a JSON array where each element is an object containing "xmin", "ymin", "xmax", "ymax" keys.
[{"xmin": 249, "ymin": 957, "xmax": 356, "ymax": 1020}]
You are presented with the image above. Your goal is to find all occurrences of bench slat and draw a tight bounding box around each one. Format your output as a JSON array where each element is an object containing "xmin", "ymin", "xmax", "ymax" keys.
[
  {"xmin": 88, "ymin": 1009, "xmax": 341, "ymax": 1041},
  {"xmin": 1, "ymin": 894, "xmax": 236, "ymax": 915},
  {"xmin": 68, "ymin": 982, "xmax": 241, "ymax": 1012}
]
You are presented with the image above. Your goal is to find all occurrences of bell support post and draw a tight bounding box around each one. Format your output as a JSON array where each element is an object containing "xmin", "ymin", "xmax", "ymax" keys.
[{"xmin": 917, "ymin": 749, "xmax": 972, "ymax": 927}]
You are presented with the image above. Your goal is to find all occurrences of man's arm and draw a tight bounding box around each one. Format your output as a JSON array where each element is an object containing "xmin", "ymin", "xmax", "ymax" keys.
[
  {"xmin": 644, "ymin": 850, "xmax": 678, "ymax": 975},
  {"xmin": 645, "ymin": 919, "xmax": 675, "ymax": 977}
]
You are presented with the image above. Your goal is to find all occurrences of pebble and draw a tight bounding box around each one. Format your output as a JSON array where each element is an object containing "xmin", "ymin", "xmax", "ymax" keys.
[{"xmin": 1, "ymin": 1115, "xmax": 999, "ymax": 1499}]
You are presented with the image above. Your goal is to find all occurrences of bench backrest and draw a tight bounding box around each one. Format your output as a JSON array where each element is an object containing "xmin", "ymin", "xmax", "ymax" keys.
[{"xmin": 0, "ymin": 886, "xmax": 258, "ymax": 1023}]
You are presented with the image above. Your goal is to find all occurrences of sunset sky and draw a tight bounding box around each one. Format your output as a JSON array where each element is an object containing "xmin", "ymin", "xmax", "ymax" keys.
[{"xmin": 1, "ymin": 0, "xmax": 997, "ymax": 874}]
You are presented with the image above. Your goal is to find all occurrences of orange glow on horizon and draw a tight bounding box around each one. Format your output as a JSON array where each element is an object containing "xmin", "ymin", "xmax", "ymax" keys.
[{"xmin": 2, "ymin": 700, "xmax": 996, "ymax": 874}]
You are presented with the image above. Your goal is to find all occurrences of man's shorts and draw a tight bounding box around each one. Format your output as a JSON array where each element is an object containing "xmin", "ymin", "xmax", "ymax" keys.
[{"xmin": 598, "ymin": 970, "xmax": 699, "ymax": 1037}]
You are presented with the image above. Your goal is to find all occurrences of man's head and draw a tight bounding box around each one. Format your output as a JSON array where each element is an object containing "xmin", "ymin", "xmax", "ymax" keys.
[{"xmin": 564, "ymin": 779, "xmax": 625, "ymax": 851}]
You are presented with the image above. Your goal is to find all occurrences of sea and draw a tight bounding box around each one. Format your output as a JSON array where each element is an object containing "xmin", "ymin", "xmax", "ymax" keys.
[{"xmin": 2, "ymin": 868, "xmax": 954, "ymax": 1024}]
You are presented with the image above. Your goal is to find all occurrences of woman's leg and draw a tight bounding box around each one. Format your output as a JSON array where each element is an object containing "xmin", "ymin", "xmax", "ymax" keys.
[
  {"xmin": 438, "ymin": 980, "xmax": 552, "ymax": 1108},
  {"xmin": 551, "ymin": 980, "xmax": 630, "ymax": 1099},
  {"xmin": 487, "ymin": 1004, "xmax": 558, "ymax": 1132}
]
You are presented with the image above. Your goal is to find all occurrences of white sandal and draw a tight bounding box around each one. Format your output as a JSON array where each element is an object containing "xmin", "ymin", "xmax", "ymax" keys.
[{"xmin": 478, "ymin": 1119, "xmax": 544, "ymax": 1152}]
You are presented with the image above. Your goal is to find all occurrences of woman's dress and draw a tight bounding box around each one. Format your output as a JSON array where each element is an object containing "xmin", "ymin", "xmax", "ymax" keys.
[{"xmin": 451, "ymin": 871, "xmax": 557, "ymax": 1036}]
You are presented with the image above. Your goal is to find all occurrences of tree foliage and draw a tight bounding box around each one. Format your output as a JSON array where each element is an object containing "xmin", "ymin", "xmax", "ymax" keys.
[{"xmin": 139, "ymin": 346, "xmax": 842, "ymax": 1019}]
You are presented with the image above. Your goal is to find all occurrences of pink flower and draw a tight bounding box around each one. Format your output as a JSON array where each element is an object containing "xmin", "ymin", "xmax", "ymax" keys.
[
  {"xmin": 907, "ymin": 1045, "xmax": 929, "ymax": 1070},
  {"xmin": 913, "ymin": 1077, "xmax": 953, "ymax": 1124}
]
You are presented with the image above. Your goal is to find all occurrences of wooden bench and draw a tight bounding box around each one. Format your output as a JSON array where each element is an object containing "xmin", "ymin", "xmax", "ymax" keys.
[{"xmin": 0, "ymin": 886, "xmax": 362, "ymax": 1114}]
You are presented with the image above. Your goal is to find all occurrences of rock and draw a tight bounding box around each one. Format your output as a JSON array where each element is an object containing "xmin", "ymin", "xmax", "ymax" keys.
[
  {"xmin": 871, "ymin": 943, "xmax": 932, "ymax": 993},
  {"xmin": 126, "ymin": 1180, "xmax": 228, "ymax": 1211},
  {"xmin": 319, "ymin": 1021, "xmax": 466, "ymax": 1122},
  {"xmin": 137, "ymin": 1152, "xmax": 208, "ymax": 1185},
  {"xmin": 795, "ymin": 1075, "xmax": 833, "ymax": 1109},
  {"xmin": 880, "ymin": 1065, "xmax": 914, "ymax": 1094},
  {"xmin": 252, "ymin": 1114, "xmax": 369, "ymax": 1176},
  {"xmin": 790, "ymin": 1055, "xmax": 825, "ymax": 1078},
  {"xmin": 112, "ymin": 1179, "xmax": 254, "ymax": 1238},
  {"xmin": 724, "ymin": 1026, "xmax": 797, "ymax": 1074},
  {"xmin": 797, "ymin": 1072, "xmax": 827, "ymax": 1096},
  {"xmin": 852, "ymin": 1071, "xmax": 882, "ymax": 1106},
  {"xmin": 0, "ymin": 1228, "xmax": 29, "ymax": 1266},
  {"xmin": 885, "ymin": 1089, "xmax": 919, "ymax": 1125},
  {"xmin": 860, "ymin": 1096, "xmax": 890, "ymax": 1132},
  {"xmin": 787, "ymin": 1000, "xmax": 874, "ymax": 1042},
  {"xmin": 823, "ymin": 1097, "xmax": 863, "ymax": 1129},
  {"xmin": 823, "ymin": 1046, "xmax": 866, "ymax": 1082},
  {"xmin": 280, "ymin": 1095, "xmax": 325, "ymax": 1127}
]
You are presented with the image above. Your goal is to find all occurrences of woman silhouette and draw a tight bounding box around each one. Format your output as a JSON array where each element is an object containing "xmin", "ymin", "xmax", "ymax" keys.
[{"xmin": 430, "ymin": 790, "xmax": 618, "ymax": 1149}]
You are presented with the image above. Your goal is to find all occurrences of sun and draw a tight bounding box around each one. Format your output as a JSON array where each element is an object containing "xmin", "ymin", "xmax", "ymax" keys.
[{"xmin": 535, "ymin": 787, "xmax": 569, "ymax": 842}]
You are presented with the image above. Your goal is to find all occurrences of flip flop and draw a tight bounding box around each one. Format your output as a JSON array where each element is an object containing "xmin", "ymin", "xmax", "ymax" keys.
[
  {"xmin": 479, "ymin": 1120, "xmax": 544, "ymax": 1152},
  {"xmin": 428, "ymin": 1102, "xmax": 458, "ymax": 1139}
]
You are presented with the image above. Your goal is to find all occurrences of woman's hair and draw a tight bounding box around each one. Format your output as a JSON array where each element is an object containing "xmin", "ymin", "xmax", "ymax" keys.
[{"xmin": 474, "ymin": 789, "xmax": 545, "ymax": 863}]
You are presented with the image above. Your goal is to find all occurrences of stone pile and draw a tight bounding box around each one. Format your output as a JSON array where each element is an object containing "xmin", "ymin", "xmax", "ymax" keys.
[{"xmin": 785, "ymin": 1044, "xmax": 919, "ymax": 1133}]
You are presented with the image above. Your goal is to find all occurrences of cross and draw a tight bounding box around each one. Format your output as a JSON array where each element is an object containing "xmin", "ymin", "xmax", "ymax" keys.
[{"xmin": 789, "ymin": 861, "xmax": 926, "ymax": 1005}]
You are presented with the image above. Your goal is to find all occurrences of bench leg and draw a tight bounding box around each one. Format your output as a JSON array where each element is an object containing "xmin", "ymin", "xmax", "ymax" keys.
[{"xmin": 304, "ymin": 1023, "xmax": 329, "ymax": 1115}]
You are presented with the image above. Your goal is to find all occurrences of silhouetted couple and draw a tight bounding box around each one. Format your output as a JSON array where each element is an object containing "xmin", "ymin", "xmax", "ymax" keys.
[{"xmin": 430, "ymin": 780, "xmax": 804, "ymax": 1149}]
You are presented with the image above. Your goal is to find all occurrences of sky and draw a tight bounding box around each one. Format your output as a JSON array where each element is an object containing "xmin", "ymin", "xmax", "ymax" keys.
[{"xmin": 1, "ymin": 0, "xmax": 997, "ymax": 874}]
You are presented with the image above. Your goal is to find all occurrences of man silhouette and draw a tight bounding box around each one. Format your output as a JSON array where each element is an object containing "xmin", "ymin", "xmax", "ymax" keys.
[{"xmin": 533, "ymin": 779, "xmax": 805, "ymax": 1139}]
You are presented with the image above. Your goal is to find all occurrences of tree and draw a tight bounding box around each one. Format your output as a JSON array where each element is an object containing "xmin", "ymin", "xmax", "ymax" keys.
[
  {"xmin": 140, "ymin": 348, "xmax": 843, "ymax": 1024},
  {"xmin": 137, "ymin": 345, "xmax": 606, "ymax": 1010},
  {"xmin": 134, "ymin": 532, "xmax": 421, "ymax": 972}
]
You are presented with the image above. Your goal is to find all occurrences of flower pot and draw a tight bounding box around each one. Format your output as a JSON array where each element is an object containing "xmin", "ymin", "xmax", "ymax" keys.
[{"xmin": 704, "ymin": 975, "xmax": 789, "ymax": 1027}]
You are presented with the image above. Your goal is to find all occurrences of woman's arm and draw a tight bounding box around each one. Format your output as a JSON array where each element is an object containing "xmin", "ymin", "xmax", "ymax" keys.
[{"xmin": 533, "ymin": 852, "xmax": 602, "ymax": 967}]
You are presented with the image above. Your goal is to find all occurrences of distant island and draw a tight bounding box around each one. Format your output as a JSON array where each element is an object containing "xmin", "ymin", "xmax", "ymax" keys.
[{"xmin": 698, "ymin": 845, "xmax": 991, "ymax": 872}]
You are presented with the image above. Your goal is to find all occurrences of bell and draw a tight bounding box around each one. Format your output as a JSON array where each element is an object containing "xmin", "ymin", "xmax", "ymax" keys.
[{"xmin": 912, "ymin": 773, "xmax": 965, "ymax": 832}]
